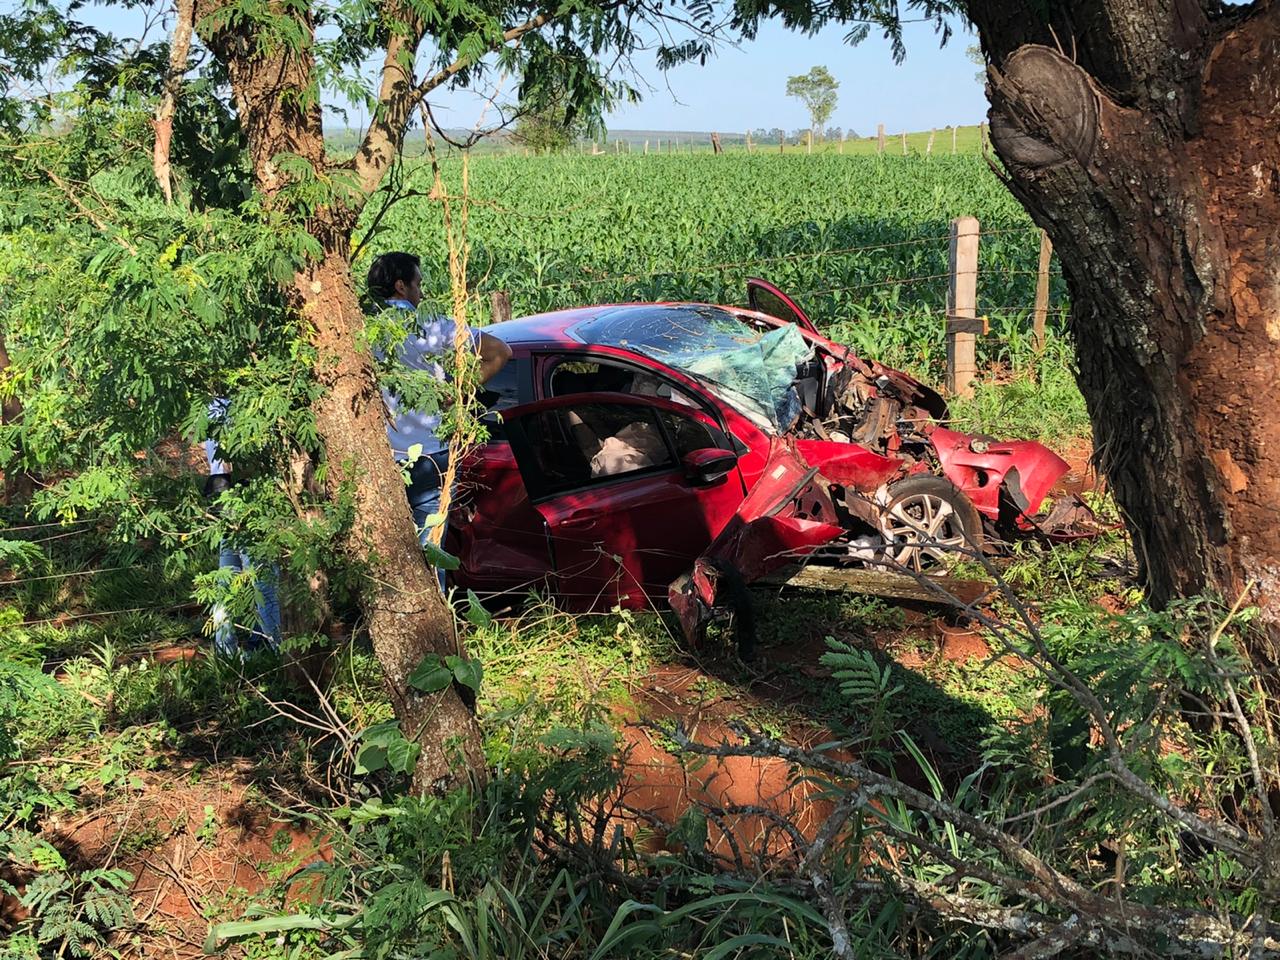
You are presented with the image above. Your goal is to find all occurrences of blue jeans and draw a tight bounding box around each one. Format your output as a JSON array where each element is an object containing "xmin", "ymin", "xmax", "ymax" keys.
[
  {"xmin": 406, "ymin": 452, "xmax": 450, "ymax": 593},
  {"xmin": 212, "ymin": 545, "xmax": 282, "ymax": 658}
]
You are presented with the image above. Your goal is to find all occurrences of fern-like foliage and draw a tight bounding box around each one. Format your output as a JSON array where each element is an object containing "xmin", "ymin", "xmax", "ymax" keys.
[
  {"xmin": 0, "ymin": 537, "xmax": 42, "ymax": 571},
  {"xmin": 14, "ymin": 865, "xmax": 134, "ymax": 958},
  {"xmin": 820, "ymin": 638, "xmax": 905, "ymax": 750}
]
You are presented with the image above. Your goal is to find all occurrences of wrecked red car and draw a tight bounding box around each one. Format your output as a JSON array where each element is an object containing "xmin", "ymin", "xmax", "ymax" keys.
[{"xmin": 447, "ymin": 280, "xmax": 1081, "ymax": 649}]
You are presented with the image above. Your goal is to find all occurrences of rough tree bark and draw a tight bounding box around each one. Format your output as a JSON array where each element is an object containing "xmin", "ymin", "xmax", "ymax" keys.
[
  {"xmin": 967, "ymin": 0, "xmax": 1280, "ymax": 655},
  {"xmin": 151, "ymin": 0, "xmax": 196, "ymax": 204},
  {"xmin": 196, "ymin": 3, "xmax": 484, "ymax": 790}
]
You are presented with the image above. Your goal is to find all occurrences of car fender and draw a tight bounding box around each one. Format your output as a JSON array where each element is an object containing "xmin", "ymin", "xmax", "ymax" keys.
[{"xmin": 668, "ymin": 437, "xmax": 846, "ymax": 641}]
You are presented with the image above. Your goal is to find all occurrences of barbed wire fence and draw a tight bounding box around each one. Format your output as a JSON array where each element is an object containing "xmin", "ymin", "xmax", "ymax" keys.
[{"xmin": 468, "ymin": 219, "xmax": 1067, "ymax": 396}]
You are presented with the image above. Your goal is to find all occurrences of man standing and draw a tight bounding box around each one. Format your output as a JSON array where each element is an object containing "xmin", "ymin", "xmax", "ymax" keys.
[{"xmin": 366, "ymin": 252, "xmax": 512, "ymax": 555}]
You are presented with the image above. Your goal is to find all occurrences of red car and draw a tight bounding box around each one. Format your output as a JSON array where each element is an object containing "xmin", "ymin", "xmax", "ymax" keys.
[{"xmin": 447, "ymin": 281, "xmax": 1080, "ymax": 651}]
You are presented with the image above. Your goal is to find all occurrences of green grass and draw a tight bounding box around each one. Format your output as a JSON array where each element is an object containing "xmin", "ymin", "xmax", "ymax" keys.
[
  {"xmin": 781, "ymin": 124, "xmax": 987, "ymax": 156},
  {"xmin": 949, "ymin": 343, "xmax": 1091, "ymax": 443}
]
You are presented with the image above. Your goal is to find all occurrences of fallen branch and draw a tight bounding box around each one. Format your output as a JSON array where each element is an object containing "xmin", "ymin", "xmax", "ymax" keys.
[{"xmin": 666, "ymin": 724, "xmax": 1280, "ymax": 956}]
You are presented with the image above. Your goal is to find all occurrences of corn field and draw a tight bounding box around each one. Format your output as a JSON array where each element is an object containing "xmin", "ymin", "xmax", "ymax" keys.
[{"xmin": 363, "ymin": 153, "xmax": 1071, "ymax": 387}]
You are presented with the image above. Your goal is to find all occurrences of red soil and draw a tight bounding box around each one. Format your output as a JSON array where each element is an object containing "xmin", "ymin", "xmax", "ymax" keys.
[{"xmin": 29, "ymin": 765, "xmax": 330, "ymax": 960}]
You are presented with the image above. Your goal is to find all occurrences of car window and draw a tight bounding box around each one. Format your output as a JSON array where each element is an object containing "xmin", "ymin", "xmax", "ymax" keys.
[
  {"xmin": 516, "ymin": 402, "xmax": 676, "ymax": 499},
  {"xmin": 659, "ymin": 410, "xmax": 730, "ymax": 458},
  {"xmin": 546, "ymin": 357, "xmax": 699, "ymax": 408},
  {"xmin": 749, "ymin": 285, "xmax": 803, "ymax": 325},
  {"xmin": 481, "ymin": 359, "xmax": 521, "ymax": 410},
  {"xmin": 477, "ymin": 357, "xmax": 521, "ymax": 443}
]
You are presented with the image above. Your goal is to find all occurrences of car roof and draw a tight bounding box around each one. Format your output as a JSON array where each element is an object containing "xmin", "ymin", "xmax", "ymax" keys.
[{"xmin": 484, "ymin": 302, "xmax": 738, "ymax": 347}]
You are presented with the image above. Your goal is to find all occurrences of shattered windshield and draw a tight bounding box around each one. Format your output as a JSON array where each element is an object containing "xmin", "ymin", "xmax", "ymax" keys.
[{"xmin": 568, "ymin": 305, "xmax": 813, "ymax": 428}]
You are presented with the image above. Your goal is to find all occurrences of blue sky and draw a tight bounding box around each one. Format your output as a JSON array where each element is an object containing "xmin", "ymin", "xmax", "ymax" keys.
[
  {"xmin": 65, "ymin": 2, "xmax": 986, "ymax": 135},
  {"xmin": 424, "ymin": 17, "xmax": 985, "ymax": 135},
  {"xmin": 612, "ymin": 18, "xmax": 985, "ymax": 134}
]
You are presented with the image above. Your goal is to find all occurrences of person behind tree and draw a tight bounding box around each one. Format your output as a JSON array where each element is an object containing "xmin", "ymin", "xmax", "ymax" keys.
[
  {"xmin": 365, "ymin": 252, "xmax": 512, "ymax": 559},
  {"xmin": 204, "ymin": 398, "xmax": 282, "ymax": 657}
]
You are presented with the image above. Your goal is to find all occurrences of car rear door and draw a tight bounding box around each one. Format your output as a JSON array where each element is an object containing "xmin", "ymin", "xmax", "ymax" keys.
[
  {"xmin": 500, "ymin": 392, "xmax": 746, "ymax": 610},
  {"xmin": 446, "ymin": 348, "xmax": 553, "ymax": 601}
]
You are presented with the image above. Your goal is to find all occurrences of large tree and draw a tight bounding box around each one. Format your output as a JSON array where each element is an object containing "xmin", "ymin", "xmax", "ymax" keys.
[
  {"xmin": 178, "ymin": 0, "xmax": 712, "ymax": 788},
  {"xmin": 785, "ymin": 65, "xmax": 839, "ymax": 144},
  {"xmin": 743, "ymin": 0, "xmax": 1280, "ymax": 654},
  {"xmin": 967, "ymin": 0, "xmax": 1280, "ymax": 656}
]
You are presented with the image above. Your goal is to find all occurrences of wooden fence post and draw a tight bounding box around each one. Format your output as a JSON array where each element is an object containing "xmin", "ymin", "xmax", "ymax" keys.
[
  {"xmin": 926, "ymin": 129, "xmax": 935, "ymax": 155},
  {"xmin": 952, "ymin": 125, "xmax": 958, "ymax": 154},
  {"xmin": 746, "ymin": 130, "xmax": 753, "ymax": 152},
  {"xmin": 901, "ymin": 131, "xmax": 908, "ymax": 155},
  {"xmin": 877, "ymin": 123, "xmax": 885, "ymax": 155},
  {"xmin": 946, "ymin": 217, "xmax": 980, "ymax": 399},
  {"xmin": 1033, "ymin": 230, "xmax": 1053, "ymax": 354},
  {"xmin": 490, "ymin": 290, "xmax": 512, "ymax": 325}
]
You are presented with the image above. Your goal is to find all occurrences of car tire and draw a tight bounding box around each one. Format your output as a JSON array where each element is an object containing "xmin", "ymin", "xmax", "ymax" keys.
[{"xmin": 877, "ymin": 475, "xmax": 983, "ymax": 574}]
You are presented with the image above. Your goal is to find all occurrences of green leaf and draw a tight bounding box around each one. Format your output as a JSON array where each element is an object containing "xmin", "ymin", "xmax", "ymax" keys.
[
  {"xmin": 386, "ymin": 735, "xmax": 421, "ymax": 775},
  {"xmin": 408, "ymin": 654, "xmax": 453, "ymax": 693},
  {"xmin": 464, "ymin": 590, "xmax": 492, "ymax": 629},
  {"xmin": 360, "ymin": 720, "xmax": 402, "ymax": 747},
  {"xmin": 354, "ymin": 743, "xmax": 388, "ymax": 775},
  {"xmin": 703, "ymin": 934, "xmax": 793, "ymax": 960},
  {"xmin": 422, "ymin": 539, "xmax": 461, "ymax": 571},
  {"xmin": 899, "ymin": 732, "xmax": 944, "ymax": 802},
  {"xmin": 205, "ymin": 911, "xmax": 360, "ymax": 952},
  {"xmin": 348, "ymin": 798, "xmax": 404, "ymax": 824},
  {"xmin": 445, "ymin": 654, "xmax": 482, "ymax": 692}
]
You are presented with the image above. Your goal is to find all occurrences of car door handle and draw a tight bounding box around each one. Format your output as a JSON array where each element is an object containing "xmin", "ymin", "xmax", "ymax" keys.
[{"xmin": 560, "ymin": 515, "xmax": 598, "ymax": 531}]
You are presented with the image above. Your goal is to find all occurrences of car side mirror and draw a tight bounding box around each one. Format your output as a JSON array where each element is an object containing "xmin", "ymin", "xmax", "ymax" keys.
[{"xmin": 682, "ymin": 447, "xmax": 737, "ymax": 486}]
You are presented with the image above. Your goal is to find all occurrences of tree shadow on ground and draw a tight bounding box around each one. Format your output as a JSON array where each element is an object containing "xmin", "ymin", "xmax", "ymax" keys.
[{"xmin": 654, "ymin": 585, "xmax": 1016, "ymax": 782}]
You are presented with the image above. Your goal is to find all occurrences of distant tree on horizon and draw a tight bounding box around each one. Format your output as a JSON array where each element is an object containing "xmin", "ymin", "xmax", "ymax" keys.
[
  {"xmin": 785, "ymin": 66, "xmax": 839, "ymax": 145},
  {"xmin": 966, "ymin": 43, "xmax": 985, "ymax": 85},
  {"xmin": 511, "ymin": 85, "xmax": 600, "ymax": 154}
]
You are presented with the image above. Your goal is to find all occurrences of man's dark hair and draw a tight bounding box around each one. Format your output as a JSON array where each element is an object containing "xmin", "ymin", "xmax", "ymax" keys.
[{"xmin": 366, "ymin": 252, "xmax": 420, "ymax": 300}]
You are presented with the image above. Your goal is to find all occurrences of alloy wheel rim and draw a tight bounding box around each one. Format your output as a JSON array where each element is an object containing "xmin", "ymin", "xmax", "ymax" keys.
[{"xmin": 881, "ymin": 493, "xmax": 968, "ymax": 573}]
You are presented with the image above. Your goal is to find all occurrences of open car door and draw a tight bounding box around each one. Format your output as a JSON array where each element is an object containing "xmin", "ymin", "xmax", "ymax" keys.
[
  {"xmin": 500, "ymin": 392, "xmax": 747, "ymax": 610},
  {"xmin": 746, "ymin": 278, "xmax": 820, "ymax": 335}
]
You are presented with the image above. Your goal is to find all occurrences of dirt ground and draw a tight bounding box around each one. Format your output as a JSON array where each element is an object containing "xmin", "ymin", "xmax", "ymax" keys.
[{"xmin": 18, "ymin": 759, "xmax": 331, "ymax": 959}]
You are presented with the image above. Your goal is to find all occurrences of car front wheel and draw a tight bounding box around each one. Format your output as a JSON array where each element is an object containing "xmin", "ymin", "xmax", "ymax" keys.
[{"xmin": 876, "ymin": 475, "xmax": 983, "ymax": 574}]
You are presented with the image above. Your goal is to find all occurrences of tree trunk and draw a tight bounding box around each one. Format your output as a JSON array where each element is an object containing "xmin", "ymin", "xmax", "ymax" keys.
[
  {"xmin": 151, "ymin": 0, "xmax": 196, "ymax": 204},
  {"xmin": 967, "ymin": 1, "xmax": 1280, "ymax": 654},
  {"xmin": 197, "ymin": 3, "xmax": 483, "ymax": 790},
  {"xmin": 297, "ymin": 247, "xmax": 484, "ymax": 790},
  {"xmin": 0, "ymin": 330, "xmax": 31, "ymax": 503}
]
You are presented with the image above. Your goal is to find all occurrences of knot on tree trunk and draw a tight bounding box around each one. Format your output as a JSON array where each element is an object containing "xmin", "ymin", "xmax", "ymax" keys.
[{"xmin": 988, "ymin": 45, "xmax": 1099, "ymax": 174}]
